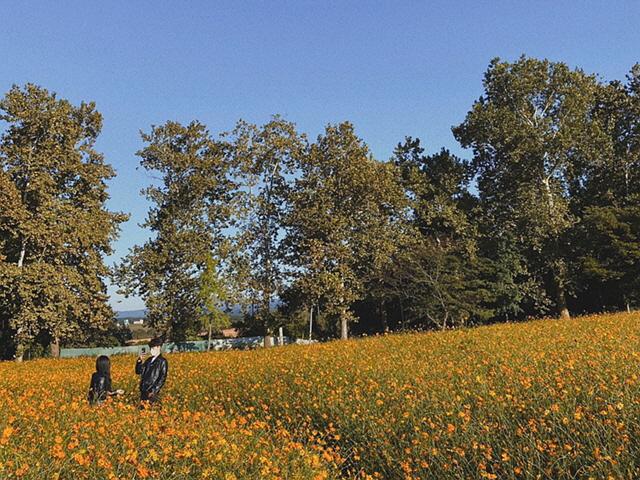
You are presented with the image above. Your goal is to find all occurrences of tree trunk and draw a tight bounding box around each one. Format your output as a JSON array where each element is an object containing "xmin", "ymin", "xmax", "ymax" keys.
[
  {"xmin": 542, "ymin": 177, "xmax": 571, "ymax": 320},
  {"xmin": 207, "ymin": 320, "xmax": 212, "ymax": 351},
  {"xmin": 379, "ymin": 300, "xmax": 388, "ymax": 333},
  {"xmin": 17, "ymin": 243, "xmax": 26, "ymax": 268},
  {"xmin": 15, "ymin": 240, "xmax": 27, "ymax": 362},
  {"xmin": 553, "ymin": 273, "xmax": 571, "ymax": 320},
  {"xmin": 14, "ymin": 343, "xmax": 25, "ymax": 362},
  {"xmin": 308, "ymin": 305, "xmax": 313, "ymax": 341},
  {"xmin": 339, "ymin": 279, "xmax": 348, "ymax": 340},
  {"xmin": 264, "ymin": 331, "xmax": 274, "ymax": 347},
  {"xmin": 340, "ymin": 314, "xmax": 348, "ymax": 340},
  {"xmin": 50, "ymin": 336, "xmax": 61, "ymax": 358}
]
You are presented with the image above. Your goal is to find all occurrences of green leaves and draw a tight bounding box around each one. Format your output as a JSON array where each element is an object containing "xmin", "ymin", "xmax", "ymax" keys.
[
  {"xmin": 224, "ymin": 117, "xmax": 307, "ymax": 336},
  {"xmin": 197, "ymin": 254, "xmax": 231, "ymax": 337},
  {"xmin": 285, "ymin": 122, "xmax": 406, "ymax": 338},
  {"xmin": 4, "ymin": 56, "xmax": 640, "ymax": 352},
  {"xmin": 453, "ymin": 56, "xmax": 613, "ymax": 319},
  {"xmin": 0, "ymin": 84, "xmax": 126, "ymax": 358},
  {"xmin": 116, "ymin": 121, "xmax": 232, "ymax": 341}
]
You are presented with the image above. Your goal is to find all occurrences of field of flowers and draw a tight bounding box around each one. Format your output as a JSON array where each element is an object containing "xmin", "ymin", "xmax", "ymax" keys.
[{"xmin": 2, "ymin": 311, "xmax": 640, "ymax": 479}]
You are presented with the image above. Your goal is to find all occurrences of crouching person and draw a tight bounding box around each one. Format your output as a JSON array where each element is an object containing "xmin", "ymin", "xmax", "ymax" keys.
[{"xmin": 135, "ymin": 337, "xmax": 168, "ymax": 406}]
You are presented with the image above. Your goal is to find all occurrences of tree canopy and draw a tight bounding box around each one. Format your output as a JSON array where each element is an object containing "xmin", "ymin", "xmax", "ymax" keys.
[
  {"xmin": 3, "ymin": 57, "xmax": 640, "ymax": 356},
  {"xmin": 0, "ymin": 84, "xmax": 126, "ymax": 359}
]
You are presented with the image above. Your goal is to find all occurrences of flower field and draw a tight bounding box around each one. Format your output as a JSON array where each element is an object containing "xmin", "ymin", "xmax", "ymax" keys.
[{"xmin": 2, "ymin": 312, "xmax": 640, "ymax": 479}]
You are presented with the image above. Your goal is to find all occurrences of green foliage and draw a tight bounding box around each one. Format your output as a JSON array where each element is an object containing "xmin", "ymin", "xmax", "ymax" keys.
[
  {"xmin": 115, "ymin": 121, "xmax": 234, "ymax": 341},
  {"xmin": 393, "ymin": 136, "xmax": 476, "ymax": 249},
  {"xmin": 453, "ymin": 56, "xmax": 613, "ymax": 319},
  {"xmin": 285, "ymin": 122, "xmax": 406, "ymax": 338},
  {"xmin": 120, "ymin": 59, "xmax": 640, "ymax": 338},
  {"xmin": 373, "ymin": 137, "xmax": 492, "ymax": 330},
  {"xmin": 197, "ymin": 254, "xmax": 231, "ymax": 336},
  {"xmin": 224, "ymin": 117, "xmax": 306, "ymax": 337},
  {"xmin": 4, "ymin": 57, "xmax": 640, "ymax": 349},
  {"xmin": 566, "ymin": 65, "xmax": 640, "ymax": 312},
  {"xmin": 0, "ymin": 84, "xmax": 126, "ymax": 359},
  {"xmin": 572, "ymin": 206, "xmax": 640, "ymax": 311}
]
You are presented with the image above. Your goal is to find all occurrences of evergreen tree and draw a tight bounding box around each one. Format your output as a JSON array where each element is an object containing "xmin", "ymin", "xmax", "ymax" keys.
[
  {"xmin": 570, "ymin": 65, "xmax": 640, "ymax": 311},
  {"xmin": 378, "ymin": 137, "xmax": 493, "ymax": 329}
]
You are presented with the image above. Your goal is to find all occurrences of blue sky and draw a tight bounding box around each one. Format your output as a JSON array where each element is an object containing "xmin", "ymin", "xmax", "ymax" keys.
[{"xmin": 2, "ymin": 1, "xmax": 639, "ymax": 310}]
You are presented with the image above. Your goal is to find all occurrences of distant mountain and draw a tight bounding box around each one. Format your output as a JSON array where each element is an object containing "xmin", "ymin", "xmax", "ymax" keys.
[{"xmin": 116, "ymin": 309, "xmax": 147, "ymax": 320}]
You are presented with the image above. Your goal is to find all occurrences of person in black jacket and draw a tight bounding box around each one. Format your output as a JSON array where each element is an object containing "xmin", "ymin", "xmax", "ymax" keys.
[
  {"xmin": 135, "ymin": 337, "xmax": 168, "ymax": 405},
  {"xmin": 88, "ymin": 355, "xmax": 124, "ymax": 405}
]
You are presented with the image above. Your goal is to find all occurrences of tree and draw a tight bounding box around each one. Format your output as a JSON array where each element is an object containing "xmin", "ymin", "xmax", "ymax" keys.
[
  {"xmin": 0, "ymin": 84, "xmax": 126, "ymax": 360},
  {"xmin": 197, "ymin": 253, "xmax": 231, "ymax": 349},
  {"xmin": 571, "ymin": 206, "xmax": 640, "ymax": 312},
  {"xmin": 393, "ymin": 137, "xmax": 476, "ymax": 249},
  {"xmin": 116, "ymin": 121, "xmax": 233, "ymax": 341},
  {"xmin": 569, "ymin": 65, "xmax": 640, "ymax": 311},
  {"xmin": 374, "ymin": 137, "xmax": 493, "ymax": 330},
  {"xmin": 580, "ymin": 64, "xmax": 640, "ymax": 209},
  {"xmin": 476, "ymin": 227, "xmax": 553, "ymax": 322},
  {"xmin": 453, "ymin": 56, "xmax": 611, "ymax": 320},
  {"xmin": 285, "ymin": 122, "xmax": 405, "ymax": 339},
  {"xmin": 380, "ymin": 239, "xmax": 494, "ymax": 330},
  {"xmin": 225, "ymin": 117, "xmax": 306, "ymax": 345}
]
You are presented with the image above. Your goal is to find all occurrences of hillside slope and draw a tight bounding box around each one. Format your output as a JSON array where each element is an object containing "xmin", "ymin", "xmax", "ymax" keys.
[{"xmin": 1, "ymin": 312, "xmax": 639, "ymax": 479}]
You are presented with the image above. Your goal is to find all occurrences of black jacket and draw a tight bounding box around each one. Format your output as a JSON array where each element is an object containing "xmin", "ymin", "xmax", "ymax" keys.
[
  {"xmin": 88, "ymin": 373, "xmax": 113, "ymax": 404},
  {"xmin": 135, "ymin": 355, "xmax": 168, "ymax": 396}
]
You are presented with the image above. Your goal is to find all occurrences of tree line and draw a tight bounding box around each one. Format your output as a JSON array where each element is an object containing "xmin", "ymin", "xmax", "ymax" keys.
[{"xmin": 1, "ymin": 56, "xmax": 639, "ymax": 359}]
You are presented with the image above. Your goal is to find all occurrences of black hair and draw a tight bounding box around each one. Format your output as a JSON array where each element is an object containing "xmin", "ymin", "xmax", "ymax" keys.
[
  {"xmin": 149, "ymin": 337, "xmax": 163, "ymax": 348},
  {"xmin": 95, "ymin": 355, "xmax": 111, "ymax": 376}
]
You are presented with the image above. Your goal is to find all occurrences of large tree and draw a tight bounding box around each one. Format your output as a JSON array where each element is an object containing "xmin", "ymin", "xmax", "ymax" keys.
[
  {"xmin": 225, "ymin": 117, "xmax": 306, "ymax": 345},
  {"xmin": 453, "ymin": 56, "xmax": 611, "ymax": 320},
  {"xmin": 285, "ymin": 122, "xmax": 405, "ymax": 339},
  {"xmin": 377, "ymin": 137, "xmax": 493, "ymax": 330},
  {"xmin": 116, "ymin": 121, "xmax": 233, "ymax": 340},
  {"xmin": 569, "ymin": 64, "xmax": 640, "ymax": 311},
  {"xmin": 0, "ymin": 84, "xmax": 126, "ymax": 360}
]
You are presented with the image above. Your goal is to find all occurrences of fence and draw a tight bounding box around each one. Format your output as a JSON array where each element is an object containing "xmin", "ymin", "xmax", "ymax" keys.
[{"xmin": 60, "ymin": 336, "xmax": 294, "ymax": 359}]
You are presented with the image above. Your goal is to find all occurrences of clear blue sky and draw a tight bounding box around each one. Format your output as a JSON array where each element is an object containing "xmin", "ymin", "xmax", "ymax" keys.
[{"xmin": 2, "ymin": 1, "xmax": 639, "ymax": 310}]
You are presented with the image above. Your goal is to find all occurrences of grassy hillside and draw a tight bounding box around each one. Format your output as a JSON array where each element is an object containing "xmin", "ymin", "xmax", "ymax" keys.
[{"xmin": 1, "ymin": 312, "xmax": 640, "ymax": 478}]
